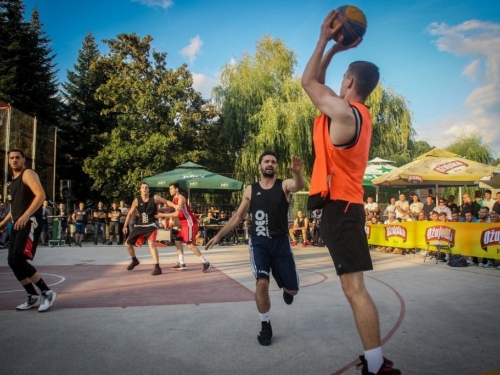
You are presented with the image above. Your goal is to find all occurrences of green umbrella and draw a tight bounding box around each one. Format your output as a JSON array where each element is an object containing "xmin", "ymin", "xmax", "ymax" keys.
[{"xmin": 143, "ymin": 162, "xmax": 243, "ymax": 196}]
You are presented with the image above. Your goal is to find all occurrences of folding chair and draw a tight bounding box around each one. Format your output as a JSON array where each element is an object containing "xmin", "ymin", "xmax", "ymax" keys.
[{"xmin": 424, "ymin": 227, "xmax": 453, "ymax": 264}]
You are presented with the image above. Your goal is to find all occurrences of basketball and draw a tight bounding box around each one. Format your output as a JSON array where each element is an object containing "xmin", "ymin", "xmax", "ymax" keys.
[{"xmin": 331, "ymin": 5, "xmax": 367, "ymax": 45}]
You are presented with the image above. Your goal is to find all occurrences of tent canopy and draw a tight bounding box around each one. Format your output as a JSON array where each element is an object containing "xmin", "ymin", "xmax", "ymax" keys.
[
  {"xmin": 372, "ymin": 149, "xmax": 496, "ymax": 188},
  {"xmin": 143, "ymin": 162, "xmax": 243, "ymax": 194}
]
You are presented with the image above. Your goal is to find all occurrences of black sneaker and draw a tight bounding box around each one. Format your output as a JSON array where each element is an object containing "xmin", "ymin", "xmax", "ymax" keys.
[
  {"xmin": 171, "ymin": 263, "xmax": 186, "ymax": 270},
  {"xmin": 151, "ymin": 266, "xmax": 162, "ymax": 276},
  {"xmin": 283, "ymin": 290, "xmax": 294, "ymax": 305},
  {"xmin": 127, "ymin": 259, "xmax": 140, "ymax": 271},
  {"xmin": 107, "ymin": 242, "xmax": 113, "ymax": 245},
  {"xmin": 117, "ymin": 242, "xmax": 123, "ymax": 245},
  {"xmin": 77, "ymin": 242, "xmax": 82, "ymax": 247},
  {"xmin": 94, "ymin": 242, "xmax": 98, "ymax": 245},
  {"xmin": 202, "ymin": 262, "xmax": 212, "ymax": 273},
  {"xmin": 257, "ymin": 321, "xmax": 273, "ymax": 346},
  {"xmin": 357, "ymin": 355, "xmax": 401, "ymax": 374}
]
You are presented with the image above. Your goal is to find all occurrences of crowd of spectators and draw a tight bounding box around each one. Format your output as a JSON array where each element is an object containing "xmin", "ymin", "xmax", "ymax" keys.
[{"xmin": 364, "ymin": 190, "xmax": 500, "ymax": 269}]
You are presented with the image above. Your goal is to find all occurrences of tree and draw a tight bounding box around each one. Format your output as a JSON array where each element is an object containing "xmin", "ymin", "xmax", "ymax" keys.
[
  {"xmin": 367, "ymin": 83, "xmax": 416, "ymax": 166},
  {"xmin": 213, "ymin": 35, "xmax": 317, "ymax": 185},
  {"xmin": 60, "ymin": 31, "xmax": 115, "ymax": 202},
  {"xmin": 445, "ymin": 131, "xmax": 496, "ymax": 165},
  {"xmin": 82, "ymin": 33, "xmax": 223, "ymax": 201},
  {"xmin": 0, "ymin": 1, "xmax": 59, "ymax": 121},
  {"xmin": 414, "ymin": 140, "xmax": 434, "ymax": 157}
]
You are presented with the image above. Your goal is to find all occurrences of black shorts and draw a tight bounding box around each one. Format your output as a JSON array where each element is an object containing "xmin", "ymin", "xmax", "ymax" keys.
[
  {"xmin": 249, "ymin": 234, "xmax": 299, "ymax": 291},
  {"xmin": 320, "ymin": 200, "xmax": 373, "ymax": 276},
  {"xmin": 126, "ymin": 225, "xmax": 158, "ymax": 247},
  {"xmin": 9, "ymin": 216, "xmax": 42, "ymax": 260}
]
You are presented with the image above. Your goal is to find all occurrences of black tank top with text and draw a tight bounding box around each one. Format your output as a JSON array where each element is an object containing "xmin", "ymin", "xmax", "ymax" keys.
[
  {"xmin": 249, "ymin": 179, "xmax": 289, "ymax": 237},
  {"xmin": 136, "ymin": 194, "xmax": 157, "ymax": 226},
  {"xmin": 10, "ymin": 169, "xmax": 43, "ymax": 222}
]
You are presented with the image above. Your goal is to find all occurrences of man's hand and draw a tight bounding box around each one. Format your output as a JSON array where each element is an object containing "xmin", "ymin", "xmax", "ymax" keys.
[
  {"xmin": 122, "ymin": 226, "xmax": 128, "ymax": 235},
  {"xmin": 288, "ymin": 155, "xmax": 303, "ymax": 174},
  {"xmin": 319, "ymin": 10, "xmax": 338, "ymax": 43},
  {"xmin": 14, "ymin": 214, "xmax": 30, "ymax": 231},
  {"xmin": 205, "ymin": 236, "xmax": 219, "ymax": 250}
]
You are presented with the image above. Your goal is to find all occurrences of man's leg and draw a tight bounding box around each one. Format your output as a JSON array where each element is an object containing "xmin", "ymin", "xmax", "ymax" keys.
[
  {"xmin": 94, "ymin": 225, "xmax": 98, "ymax": 244},
  {"xmin": 125, "ymin": 240, "xmax": 140, "ymax": 271},
  {"xmin": 340, "ymin": 271, "xmax": 381, "ymax": 349},
  {"xmin": 147, "ymin": 240, "xmax": 162, "ymax": 275},
  {"xmin": 289, "ymin": 228, "xmax": 296, "ymax": 241},
  {"xmin": 256, "ymin": 277, "xmax": 273, "ymax": 346}
]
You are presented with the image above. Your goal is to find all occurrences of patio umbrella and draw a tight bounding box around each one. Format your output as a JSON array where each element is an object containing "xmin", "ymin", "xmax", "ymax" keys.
[
  {"xmin": 372, "ymin": 149, "xmax": 496, "ymax": 200},
  {"xmin": 363, "ymin": 158, "xmax": 398, "ymax": 201},
  {"xmin": 144, "ymin": 162, "xmax": 243, "ymax": 200}
]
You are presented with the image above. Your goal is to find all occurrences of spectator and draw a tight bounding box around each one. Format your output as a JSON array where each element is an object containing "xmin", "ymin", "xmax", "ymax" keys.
[
  {"xmin": 482, "ymin": 190, "xmax": 495, "ymax": 211},
  {"xmin": 450, "ymin": 212, "xmax": 464, "ymax": 222},
  {"xmin": 409, "ymin": 194, "xmax": 423, "ymax": 218},
  {"xmin": 435, "ymin": 198, "xmax": 452, "ymax": 220},
  {"xmin": 478, "ymin": 206, "xmax": 490, "ymax": 223},
  {"xmin": 0, "ymin": 202, "xmax": 10, "ymax": 248},
  {"xmin": 395, "ymin": 193, "xmax": 409, "ymax": 220},
  {"xmin": 402, "ymin": 213, "xmax": 413, "ymax": 222},
  {"xmin": 56, "ymin": 203, "xmax": 68, "ymax": 238},
  {"xmin": 108, "ymin": 202, "xmax": 121, "ymax": 245},
  {"xmin": 370, "ymin": 216, "xmax": 381, "ymax": 224},
  {"xmin": 438, "ymin": 212, "xmax": 448, "ymax": 222},
  {"xmin": 310, "ymin": 209, "xmax": 323, "ymax": 245},
  {"xmin": 461, "ymin": 194, "xmax": 480, "ymax": 218},
  {"xmin": 364, "ymin": 196, "xmax": 379, "ymax": 217},
  {"xmin": 417, "ymin": 211, "xmax": 427, "ymax": 221},
  {"xmin": 384, "ymin": 212, "xmax": 398, "ymax": 224},
  {"xmin": 208, "ymin": 205, "xmax": 219, "ymax": 220},
  {"xmin": 118, "ymin": 201, "xmax": 128, "ymax": 245},
  {"xmin": 289, "ymin": 211, "xmax": 310, "ymax": 247},
  {"xmin": 492, "ymin": 192, "xmax": 500, "ymax": 214},
  {"xmin": 446, "ymin": 195, "xmax": 459, "ymax": 213},
  {"xmin": 72, "ymin": 202, "xmax": 89, "ymax": 247},
  {"xmin": 93, "ymin": 201, "xmax": 108, "ymax": 245},
  {"xmin": 474, "ymin": 190, "xmax": 484, "ymax": 207},
  {"xmin": 384, "ymin": 197, "xmax": 397, "ymax": 218},
  {"xmin": 429, "ymin": 210, "xmax": 439, "ymax": 222},
  {"xmin": 40, "ymin": 200, "xmax": 50, "ymax": 246},
  {"xmin": 422, "ymin": 196, "xmax": 435, "ymax": 220}
]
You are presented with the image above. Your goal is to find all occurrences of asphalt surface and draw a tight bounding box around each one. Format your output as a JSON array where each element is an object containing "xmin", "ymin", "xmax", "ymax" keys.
[{"xmin": 0, "ymin": 242, "xmax": 499, "ymax": 375}]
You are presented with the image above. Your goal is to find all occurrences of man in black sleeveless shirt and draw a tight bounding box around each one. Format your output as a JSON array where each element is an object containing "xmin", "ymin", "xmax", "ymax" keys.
[
  {"xmin": 123, "ymin": 182, "xmax": 176, "ymax": 275},
  {"xmin": 206, "ymin": 150, "xmax": 305, "ymax": 346},
  {"xmin": 0, "ymin": 150, "xmax": 57, "ymax": 312}
]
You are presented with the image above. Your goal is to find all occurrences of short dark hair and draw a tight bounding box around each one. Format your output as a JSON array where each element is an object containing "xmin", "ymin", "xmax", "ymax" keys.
[
  {"xmin": 347, "ymin": 61, "xmax": 380, "ymax": 100},
  {"xmin": 485, "ymin": 189, "xmax": 492, "ymax": 194},
  {"xmin": 258, "ymin": 149, "xmax": 278, "ymax": 164},
  {"xmin": 169, "ymin": 182, "xmax": 179, "ymax": 189},
  {"xmin": 8, "ymin": 149, "xmax": 25, "ymax": 158},
  {"xmin": 480, "ymin": 206, "xmax": 490, "ymax": 212},
  {"xmin": 140, "ymin": 182, "xmax": 149, "ymax": 187}
]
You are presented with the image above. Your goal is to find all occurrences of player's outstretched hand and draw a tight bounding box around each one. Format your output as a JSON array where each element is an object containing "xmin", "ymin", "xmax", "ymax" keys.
[
  {"xmin": 288, "ymin": 155, "xmax": 303, "ymax": 174},
  {"xmin": 205, "ymin": 237, "xmax": 219, "ymax": 250}
]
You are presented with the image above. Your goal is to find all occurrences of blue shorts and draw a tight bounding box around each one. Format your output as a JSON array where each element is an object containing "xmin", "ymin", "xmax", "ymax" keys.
[
  {"xmin": 249, "ymin": 234, "xmax": 299, "ymax": 291},
  {"xmin": 75, "ymin": 222, "xmax": 86, "ymax": 235}
]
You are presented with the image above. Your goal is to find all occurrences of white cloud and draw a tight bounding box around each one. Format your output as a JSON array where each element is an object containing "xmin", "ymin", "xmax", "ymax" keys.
[
  {"xmin": 192, "ymin": 72, "xmax": 219, "ymax": 99},
  {"xmin": 131, "ymin": 0, "xmax": 173, "ymax": 8},
  {"xmin": 180, "ymin": 36, "xmax": 203, "ymax": 65},
  {"xmin": 424, "ymin": 20, "xmax": 500, "ymax": 157}
]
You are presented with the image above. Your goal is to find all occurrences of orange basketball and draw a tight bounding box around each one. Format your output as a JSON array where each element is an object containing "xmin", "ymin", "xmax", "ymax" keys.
[{"xmin": 331, "ymin": 5, "xmax": 367, "ymax": 45}]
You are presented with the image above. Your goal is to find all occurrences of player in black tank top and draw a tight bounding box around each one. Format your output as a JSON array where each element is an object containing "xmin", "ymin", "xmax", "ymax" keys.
[
  {"xmin": 0, "ymin": 150, "xmax": 57, "ymax": 311},
  {"xmin": 205, "ymin": 151, "xmax": 305, "ymax": 346}
]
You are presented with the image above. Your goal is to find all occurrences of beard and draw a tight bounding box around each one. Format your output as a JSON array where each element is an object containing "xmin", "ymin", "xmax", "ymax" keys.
[{"xmin": 261, "ymin": 167, "xmax": 275, "ymax": 179}]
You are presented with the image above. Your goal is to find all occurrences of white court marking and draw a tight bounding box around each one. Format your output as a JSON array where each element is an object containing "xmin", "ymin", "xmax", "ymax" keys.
[{"xmin": 0, "ymin": 272, "xmax": 66, "ymax": 294}]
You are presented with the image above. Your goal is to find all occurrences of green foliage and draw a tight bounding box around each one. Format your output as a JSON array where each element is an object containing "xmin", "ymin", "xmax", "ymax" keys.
[
  {"xmin": 82, "ymin": 33, "xmax": 224, "ymax": 201},
  {"xmin": 0, "ymin": 1, "xmax": 60, "ymax": 122},
  {"xmin": 214, "ymin": 35, "xmax": 317, "ymax": 185},
  {"xmin": 367, "ymin": 83, "xmax": 416, "ymax": 165},
  {"xmin": 60, "ymin": 31, "xmax": 115, "ymax": 202},
  {"xmin": 445, "ymin": 131, "xmax": 495, "ymax": 165}
]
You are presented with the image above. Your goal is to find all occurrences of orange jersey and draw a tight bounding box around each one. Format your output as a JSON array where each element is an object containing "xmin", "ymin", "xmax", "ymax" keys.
[{"xmin": 309, "ymin": 102, "xmax": 372, "ymax": 204}]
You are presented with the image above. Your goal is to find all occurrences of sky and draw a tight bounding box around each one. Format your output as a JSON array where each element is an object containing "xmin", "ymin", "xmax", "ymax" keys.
[{"xmin": 22, "ymin": 0, "xmax": 500, "ymax": 158}]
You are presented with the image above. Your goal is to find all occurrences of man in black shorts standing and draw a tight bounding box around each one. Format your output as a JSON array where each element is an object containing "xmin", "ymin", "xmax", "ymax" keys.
[
  {"xmin": 301, "ymin": 10, "xmax": 401, "ymax": 375},
  {"xmin": 0, "ymin": 150, "xmax": 57, "ymax": 312},
  {"xmin": 206, "ymin": 150, "xmax": 305, "ymax": 346},
  {"xmin": 123, "ymin": 182, "xmax": 174, "ymax": 275}
]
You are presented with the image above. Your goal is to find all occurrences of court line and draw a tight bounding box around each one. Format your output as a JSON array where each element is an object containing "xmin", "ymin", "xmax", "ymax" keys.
[{"xmin": 0, "ymin": 272, "xmax": 66, "ymax": 294}]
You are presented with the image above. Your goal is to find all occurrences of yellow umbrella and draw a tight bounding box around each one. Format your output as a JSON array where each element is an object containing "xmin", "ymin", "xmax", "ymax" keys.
[{"xmin": 372, "ymin": 149, "xmax": 496, "ymax": 188}]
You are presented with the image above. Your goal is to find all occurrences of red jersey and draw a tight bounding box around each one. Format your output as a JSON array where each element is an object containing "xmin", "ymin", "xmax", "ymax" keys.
[{"xmin": 173, "ymin": 195, "xmax": 197, "ymax": 226}]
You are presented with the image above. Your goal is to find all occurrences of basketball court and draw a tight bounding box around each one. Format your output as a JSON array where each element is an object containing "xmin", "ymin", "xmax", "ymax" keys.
[{"xmin": 0, "ymin": 243, "xmax": 499, "ymax": 375}]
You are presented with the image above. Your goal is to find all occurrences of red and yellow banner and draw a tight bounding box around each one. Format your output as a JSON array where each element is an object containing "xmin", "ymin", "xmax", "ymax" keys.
[{"xmin": 366, "ymin": 222, "xmax": 500, "ymax": 259}]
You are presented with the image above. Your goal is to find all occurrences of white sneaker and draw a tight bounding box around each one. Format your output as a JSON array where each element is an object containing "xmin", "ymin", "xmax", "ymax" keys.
[
  {"xmin": 484, "ymin": 261, "xmax": 492, "ymax": 268},
  {"xmin": 496, "ymin": 265, "xmax": 500, "ymax": 270},
  {"xmin": 478, "ymin": 263, "xmax": 485, "ymax": 267},
  {"xmin": 16, "ymin": 295, "xmax": 42, "ymax": 310},
  {"xmin": 38, "ymin": 290, "xmax": 57, "ymax": 312},
  {"xmin": 467, "ymin": 261, "xmax": 476, "ymax": 266}
]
